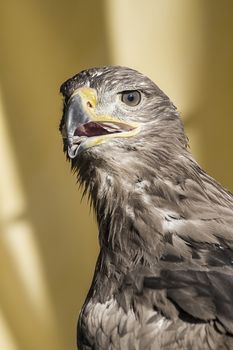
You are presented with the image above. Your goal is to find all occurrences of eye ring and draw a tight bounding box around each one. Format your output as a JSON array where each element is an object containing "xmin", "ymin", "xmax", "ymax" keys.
[{"xmin": 121, "ymin": 90, "xmax": 141, "ymax": 107}]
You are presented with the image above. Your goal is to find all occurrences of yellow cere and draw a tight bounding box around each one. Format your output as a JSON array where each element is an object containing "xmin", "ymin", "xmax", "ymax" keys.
[{"xmin": 78, "ymin": 87, "xmax": 97, "ymax": 108}]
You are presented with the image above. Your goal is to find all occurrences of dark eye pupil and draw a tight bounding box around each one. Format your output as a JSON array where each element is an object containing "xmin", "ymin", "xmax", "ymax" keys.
[
  {"xmin": 121, "ymin": 90, "xmax": 141, "ymax": 106},
  {"xmin": 127, "ymin": 94, "xmax": 135, "ymax": 102}
]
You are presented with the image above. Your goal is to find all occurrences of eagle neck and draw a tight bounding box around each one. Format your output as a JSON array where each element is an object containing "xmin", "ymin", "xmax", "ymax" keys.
[{"xmin": 79, "ymin": 147, "xmax": 204, "ymax": 269}]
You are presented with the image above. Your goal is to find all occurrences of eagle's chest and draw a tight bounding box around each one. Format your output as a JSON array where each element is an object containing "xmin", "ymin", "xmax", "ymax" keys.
[
  {"xmin": 78, "ymin": 297, "xmax": 170, "ymax": 350},
  {"xmin": 78, "ymin": 296, "xmax": 223, "ymax": 350}
]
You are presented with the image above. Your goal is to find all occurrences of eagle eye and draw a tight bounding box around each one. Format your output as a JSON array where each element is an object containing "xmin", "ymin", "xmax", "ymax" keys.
[{"xmin": 121, "ymin": 90, "xmax": 141, "ymax": 106}]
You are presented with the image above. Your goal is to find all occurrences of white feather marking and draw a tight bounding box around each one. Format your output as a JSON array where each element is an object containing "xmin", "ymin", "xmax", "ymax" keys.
[
  {"xmin": 92, "ymin": 71, "xmax": 102, "ymax": 77},
  {"xmin": 156, "ymin": 208, "xmax": 184, "ymax": 232},
  {"xmin": 155, "ymin": 318, "xmax": 166, "ymax": 331},
  {"xmin": 135, "ymin": 180, "xmax": 151, "ymax": 191}
]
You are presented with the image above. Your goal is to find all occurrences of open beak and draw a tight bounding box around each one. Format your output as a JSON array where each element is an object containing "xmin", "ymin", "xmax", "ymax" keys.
[{"xmin": 62, "ymin": 87, "xmax": 140, "ymax": 158}]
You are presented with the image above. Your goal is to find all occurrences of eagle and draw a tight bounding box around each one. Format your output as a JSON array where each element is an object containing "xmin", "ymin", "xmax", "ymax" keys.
[{"xmin": 59, "ymin": 66, "xmax": 233, "ymax": 350}]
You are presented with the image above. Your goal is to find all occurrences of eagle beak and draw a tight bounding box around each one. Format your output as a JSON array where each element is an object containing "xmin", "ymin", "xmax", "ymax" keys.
[
  {"xmin": 65, "ymin": 92, "xmax": 89, "ymax": 147},
  {"xmin": 63, "ymin": 87, "xmax": 140, "ymax": 158}
]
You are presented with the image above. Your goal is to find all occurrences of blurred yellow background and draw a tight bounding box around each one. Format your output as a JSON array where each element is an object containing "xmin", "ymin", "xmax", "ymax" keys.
[{"xmin": 0, "ymin": 0, "xmax": 233, "ymax": 349}]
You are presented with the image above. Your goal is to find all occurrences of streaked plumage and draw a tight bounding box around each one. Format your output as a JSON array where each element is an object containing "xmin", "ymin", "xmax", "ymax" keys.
[{"xmin": 60, "ymin": 66, "xmax": 233, "ymax": 349}]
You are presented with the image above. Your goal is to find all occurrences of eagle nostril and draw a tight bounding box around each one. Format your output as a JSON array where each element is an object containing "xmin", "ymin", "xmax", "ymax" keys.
[{"xmin": 87, "ymin": 101, "xmax": 93, "ymax": 108}]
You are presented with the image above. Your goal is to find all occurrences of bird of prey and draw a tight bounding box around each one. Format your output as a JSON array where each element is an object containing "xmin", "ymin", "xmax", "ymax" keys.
[{"xmin": 59, "ymin": 66, "xmax": 233, "ymax": 350}]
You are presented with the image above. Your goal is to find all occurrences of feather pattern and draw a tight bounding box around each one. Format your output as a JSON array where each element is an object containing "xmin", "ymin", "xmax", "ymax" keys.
[{"xmin": 60, "ymin": 66, "xmax": 233, "ymax": 349}]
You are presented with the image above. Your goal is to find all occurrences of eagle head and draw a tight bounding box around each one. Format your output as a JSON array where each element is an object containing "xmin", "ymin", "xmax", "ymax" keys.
[{"xmin": 60, "ymin": 66, "xmax": 188, "ymax": 173}]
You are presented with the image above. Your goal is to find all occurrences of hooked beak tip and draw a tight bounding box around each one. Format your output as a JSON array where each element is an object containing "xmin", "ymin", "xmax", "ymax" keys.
[{"xmin": 67, "ymin": 144, "xmax": 79, "ymax": 159}]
